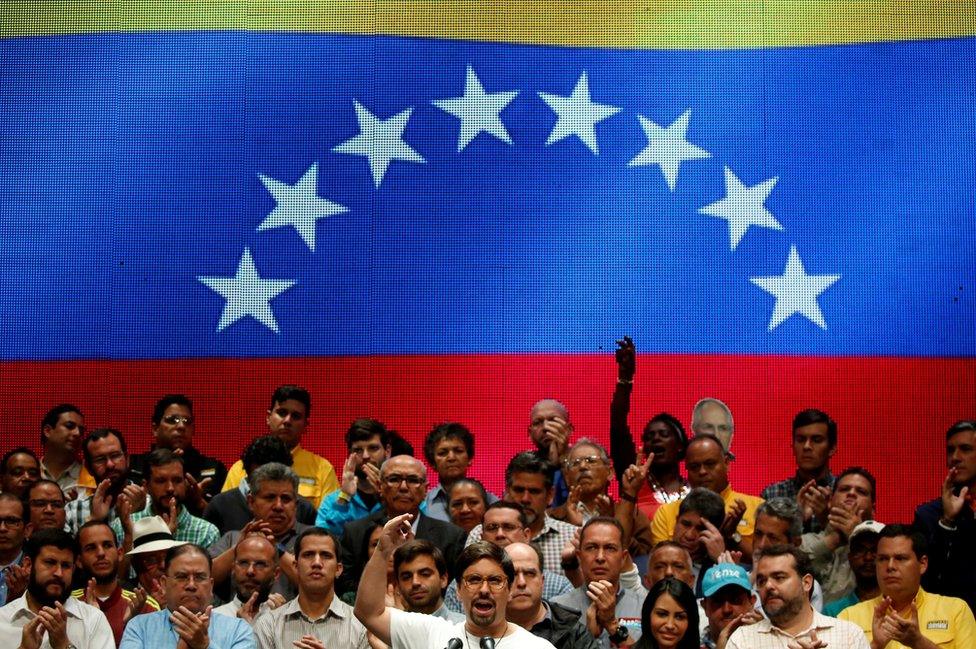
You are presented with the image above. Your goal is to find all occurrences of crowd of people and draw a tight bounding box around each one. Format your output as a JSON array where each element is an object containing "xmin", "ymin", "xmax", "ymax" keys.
[{"xmin": 0, "ymin": 340, "xmax": 973, "ymax": 649}]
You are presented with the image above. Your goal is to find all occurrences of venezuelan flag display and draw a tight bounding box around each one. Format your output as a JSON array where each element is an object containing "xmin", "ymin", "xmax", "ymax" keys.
[{"xmin": 2, "ymin": 2, "xmax": 974, "ymax": 521}]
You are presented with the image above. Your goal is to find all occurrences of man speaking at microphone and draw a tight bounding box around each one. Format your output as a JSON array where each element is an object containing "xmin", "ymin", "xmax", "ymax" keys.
[{"xmin": 356, "ymin": 513, "xmax": 556, "ymax": 649}]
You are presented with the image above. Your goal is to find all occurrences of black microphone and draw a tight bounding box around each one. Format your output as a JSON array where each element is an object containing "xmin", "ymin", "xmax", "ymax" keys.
[
  {"xmin": 445, "ymin": 639, "xmax": 463, "ymax": 649},
  {"xmin": 479, "ymin": 638, "xmax": 495, "ymax": 649}
]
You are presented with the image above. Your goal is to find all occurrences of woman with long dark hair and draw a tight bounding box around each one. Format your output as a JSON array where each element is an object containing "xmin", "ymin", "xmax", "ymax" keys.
[{"xmin": 633, "ymin": 577, "xmax": 701, "ymax": 649}]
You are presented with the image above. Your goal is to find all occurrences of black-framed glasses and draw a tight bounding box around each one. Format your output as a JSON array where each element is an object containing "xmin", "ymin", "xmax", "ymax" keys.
[
  {"xmin": 383, "ymin": 474, "xmax": 425, "ymax": 486},
  {"xmin": 461, "ymin": 574, "xmax": 508, "ymax": 591}
]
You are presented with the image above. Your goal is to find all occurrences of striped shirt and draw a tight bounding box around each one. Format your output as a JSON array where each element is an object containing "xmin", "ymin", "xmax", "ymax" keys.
[
  {"xmin": 253, "ymin": 594, "xmax": 367, "ymax": 649},
  {"xmin": 727, "ymin": 608, "xmax": 869, "ymax": 649}
]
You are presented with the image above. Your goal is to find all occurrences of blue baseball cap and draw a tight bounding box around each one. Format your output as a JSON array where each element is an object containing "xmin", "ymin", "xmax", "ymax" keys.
[{"xmin": 702, "ymin": 563, "xmax": 752, "ymax": 597}]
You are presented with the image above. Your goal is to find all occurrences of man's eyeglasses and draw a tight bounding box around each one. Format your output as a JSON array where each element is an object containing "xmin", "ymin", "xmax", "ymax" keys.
[
  {"xmin": 0, "ymin": 517, "xmax": 25, "ymax": 528},
  {"xmin": 89, "ymin": 451, "xmax": 125, "ymax": 468},
  {"xmin": 483, "ymin": 523, "xmax": 522, "ymax": 533},
  {"xmin": 234, "ymin": 560, "xmax": 272, "ymax": 571},
  {"xmin": 461, "ymin": 574, "xmax": 508, "ymax": 591},
  {"xmin": 382, "ymin": 474, "xmax": 425, "ymax": 486},
  {"xmin": 162, "ymin": 415, "xmax": 194, "ymax": 426},
  {"xmin": 564, "ymin": 455, "xmax": 606, "ymax": 469}
]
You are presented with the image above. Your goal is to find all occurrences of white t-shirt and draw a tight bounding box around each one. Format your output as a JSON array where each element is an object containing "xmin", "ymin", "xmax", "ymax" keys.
[{"xmin": 389, "ymin": 609, "xmax": 556, "ymax": 649}]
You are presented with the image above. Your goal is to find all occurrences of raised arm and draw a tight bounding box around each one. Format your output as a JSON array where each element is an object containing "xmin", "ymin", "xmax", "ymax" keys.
[
  {"xmin": 610, "ymin": 336, "xmax": 637, "ymax": 483},
  {"xmin": 354, "ymin": 513, "xmax": 414, "ymax": 646}
]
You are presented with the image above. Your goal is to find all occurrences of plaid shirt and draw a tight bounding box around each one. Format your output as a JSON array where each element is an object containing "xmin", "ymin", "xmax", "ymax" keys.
[
  {"xmin": 466, "ymin": 514, "xmax": 579, "ymax": 575},
  {"xmin": 65, "ymin": 495, "xmax": 117, "ymax": 536},
  {"xmin": 761, "ymin": 471, "xmax": 836, "ymax": 533},
  {"xmin": 110, "ymin": 499, "xmax": 219, "ymax": 548}
]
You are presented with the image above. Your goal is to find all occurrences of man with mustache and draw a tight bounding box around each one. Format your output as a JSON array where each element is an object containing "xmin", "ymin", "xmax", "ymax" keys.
[
  {"xmin": 727, "ymin": 544, "xmax": 868, "ymax": 649},
  {"xmin": 552, "ymin": 517, "xmax": 646, "ymax": 649},
  {"xmin": 1, "ymin": 447, "xmax": 41, "ymax": 499},
  {"xmin": 119, "ymin": 543, "xmax": 255, "ymax": 649},
  {"xmin": 39, "ymin": 405, "xmax": 95, "ymax": 498},
  {"xmin": 316, "ymin": 418, "xmax": 392, "ymax": 534},
  {"xmin": 0, "ymin": 528, "xmax": 113, "ymax": 649},
  {"xmin": 209, "ymin": 462, "xmax": 310, "ymax": 600},
  {"xmin": 65, "ymin": 428, "xmax": 147, "ymax": 536},
  {"xmin": 505, "ymin": 541, "xmax": 597, "ymax": 649},
  {"xmin": 212, "ymin": 535, "xmax": 284, "ymax": 625},
  {"xmin": 72, "ymin": 520, "xmax": 158, "ymax": 645},
  {"xmin": 699, "ymin": 563, "xmax": 761, "ymax": 649},
  {"xmin": 110, "ymin": 449, "xmax": 218, "ymax": 549},
  {"xmin": 254, "ymin": 527, "xmax": 367, "ymax": 649},
  {"xmin": 356, "ymin": 517, "xmax": 556, "ymax": 649},
  {"xmin": 0, "ymin": 493, "xmax": 29, "ymax": 607},
  {"xmin": 26, "ymin": 481, "xmax": 68, "ymax": 534},
  {"xmin": 130, "ymin": 395, "xmax": 227, "ymax": 511},
  {"xmin": 393, "ymin": 540, "xmax": 463, "ymax": 621}
]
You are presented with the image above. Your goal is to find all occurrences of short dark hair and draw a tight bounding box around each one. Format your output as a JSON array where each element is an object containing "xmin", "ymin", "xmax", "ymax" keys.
[
  {"xmin": 946, "ymin": 419, "xmax": 976, "ymax": 441},
  {"xmin": 0, "ymin": 492, "xmax": 27, "ymax": 523},
  {"xmin": 28, "ymin": 479, "xmax": 65, "ymax": 501},
  {"xmin": 1, "ymin": 446, "xmax": 38, "ymax": 474},
  {"xmin": 755, "ymin": 544, "xmax": 814, "ymax": 587},
  {"xmin": 484, "ymin": 500, "xmax": 529, "ymax": 528},
  {"xmin": 82, "ymin": 428, "xmax": 128, "ymax": 470},
  {"xmin": 455, "ymin": 541, "xmax": 514, "ymax": 586},
  {"xmin": 792, "ymin": 408, "xmax": 838, "ymax": 448},
  {"xmin": 756, "ymin": 498, "xmax": 803, "ymax": 540},
  {"xmin": 345, "ymin": 418, "xmax": 390, "ymax": 449},
  {"xmin": 678, "ymin": 487, "xmax": 725, "ymax": 528},
  {"xmin": 877, "ymin": 524, "xmax": 928, "ymax": 560},
  {"xmin": 77, "ymin": 519, "xmax": 117, "ymax": 543},
  {"xmin": 447, "ymin": 478, "xmax": 489, "ymax": 508},
  {"xmin": 505, "ymin": 452, "xmax": 555, "ymax": 490},
  {"xmin": 833, "ymin": 466, "xmax": 877, "ymax": 502},
  {"xmin": 25, "ymin": 528, "xmax": 77, "ymax": 561},
  {"xmin": 41, "ymin": 404, "xmax": 82, "ymax": 446},
  {"xmin": 165, "ymin": 543, "xmax": 212, "ymax": 572},
  {"xmin": 393, "ymin": 539, "xmax": 448, "ymax": 577},
  {"xmin": 641, "ymin": 577, "xmax": 701, "ymax": 649},
  {"xmin": 270, "ymin": 385, "xmax": 311, "ymax": 418},
  {"xmin": 580, "ymin": 516, "xmax": 625, "ymax": 545},
  {"xmin": 424, "ymin": 422, "xmax": 475, "ymax": 465},
  {"xmin": 152, "ymin": 394, "xmax": 193, "ymax": 425},
  {"xmin": 642, "ymin": 412, "xmax": 689, "ymax": 460},
  {"xmin": 294, "ymin": 527, "xmax": 342, "ymax": 562},
  {"xmin": 145, "ymin": 448, "xmax": 185, "ymax": 479},
  {"xmin": 241, "ymin": 435, "xmax": 294, "ymax": 474}
]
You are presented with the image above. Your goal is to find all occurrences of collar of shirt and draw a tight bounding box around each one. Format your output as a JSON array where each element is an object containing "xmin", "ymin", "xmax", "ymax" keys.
[
  {"xmin": 98, "ymin": 584, "xmax": 125, "ymax": 608},
  {"xmin": 139, "ymin": 499, "xmax": 190, "ymax": 525},
  {"xmin": 239, "ymin": 477, "xmax": 250, "ymax": 497},
  {"xmin": 9, "ymin": 592, "xmax": 84, "ymax": 622},
  {"xmin": 536, "ymin": 515, "xmax": 558, "ymax": 538},
  {"xmin": 280, "ymin": 594, "xmax": 346, "ymax": 622},
  {"xmin": 756, "ymin": 608, "xmax": 838, "ymax": 637},
  {"xmin": 0, "ymin": 550, "xmax": 23, "ymax": 571},
  {"xmin": 40, "ymin": 459, "xmax": 81, "ymax": 483}
]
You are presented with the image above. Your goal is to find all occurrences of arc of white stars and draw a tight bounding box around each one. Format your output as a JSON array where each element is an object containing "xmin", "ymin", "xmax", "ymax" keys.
[
  {"xmin": 537, "ymin": 72, "xmax": 622, "ymax": 155},
  {"xmin": 628, "ymin": 109, "xmax": 711, "ymax": 191},
  {"xmin": 432, "ymin": 65, "xmax": 519, "ymax": 152},
  {"xmin": 750, "ymin": 245, "xmax": 841, "ymax": 331},
  {"xmin": 333, "ymin": 100, "xmax": 425, "ymax": 187},
  {"xmin": 700, "ymin": 166, "xmax": 784, "ymax": 250},
  {"xmin": 256, "ymin": 163, "xmax": 347, "ymax": 251},
  {"xmin": 197, "ymin": 248, "xmax": 296, "ymax": 334}
]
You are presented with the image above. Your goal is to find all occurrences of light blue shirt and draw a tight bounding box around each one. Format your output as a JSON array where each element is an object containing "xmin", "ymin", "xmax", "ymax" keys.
[
  {"xmin": 315, "ymin": 491, "xmax": 428, "ymax": 535},
  {"xmin": 119, "ymin": 608, "xmax": 255, "ymax": 649}
]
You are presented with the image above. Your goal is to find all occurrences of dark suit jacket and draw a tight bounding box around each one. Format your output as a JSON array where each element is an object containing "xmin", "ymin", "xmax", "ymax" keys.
[
  {"xmin": 202, "ymin": 487, "xmax": 317, "ymax": 536},
  {"xmin": 337, "ymin": 509, "xmax": 467, "ymax": 596}
]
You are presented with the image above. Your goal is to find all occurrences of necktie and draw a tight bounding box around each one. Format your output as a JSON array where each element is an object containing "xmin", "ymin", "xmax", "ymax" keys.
[{"xmin": 479, "ymin": 637, "xmax": 495, "ymax": 649}]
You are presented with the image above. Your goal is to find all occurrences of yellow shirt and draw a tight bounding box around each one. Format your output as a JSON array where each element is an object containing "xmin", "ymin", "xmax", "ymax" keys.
[
  {"xmin": 221, "ymin": 444, "xmax": 338, "ymax": 508},
  {"xmin": 650, "ymin": 485, "xmax": 764, "ymax": 545},
  {"xmin": 838, "ymin": 587, "xmax": 976, "ymax": 649}
]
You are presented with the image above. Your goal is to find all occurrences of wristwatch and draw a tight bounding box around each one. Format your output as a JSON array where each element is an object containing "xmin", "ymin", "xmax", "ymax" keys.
[{"xmin": 607, "ymin": 621, "xmax": 629, "ymax": 645}]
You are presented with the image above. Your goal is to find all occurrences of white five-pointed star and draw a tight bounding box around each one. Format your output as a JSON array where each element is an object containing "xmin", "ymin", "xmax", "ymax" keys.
[
  {"xmin": 432, "ymin": 65, "xmax": 518, "ymax": 152},
  {"xmin": 750, "ymin": 245, "xmax": 841, "ymax": 331},
  {"xmin": 628, "ymin": 109, "xmax": 711, "ymax": 190},
  {"xmin": 333, "ymin": 100, "xmax": 425, "ymax": 187},
  {"xmin": 256, "ymin": 163, "xmax": 347, "ymax": 251},
  {"xmin": 197, "ymin": 248, "xmax": 296, "ymax": 334},
  {"xmin": 700, "ymin": 166, "xmax": 784, "ymax": 250},
  {"xmin": 537, "ymin": 72, "xmax": 621, "ymax": 155}
]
